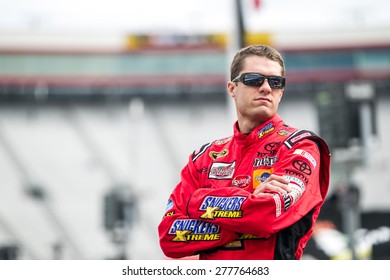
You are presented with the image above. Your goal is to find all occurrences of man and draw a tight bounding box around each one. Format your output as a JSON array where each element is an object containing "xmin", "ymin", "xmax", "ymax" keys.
[{"xmin": 158, "ymin": 45, "xmax": 331, "ymax": 260}]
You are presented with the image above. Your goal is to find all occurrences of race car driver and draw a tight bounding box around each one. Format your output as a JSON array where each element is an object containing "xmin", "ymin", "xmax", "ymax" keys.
[{"xmin": 158, "ymin": 44, "xmax": 331, "ymax": 260}]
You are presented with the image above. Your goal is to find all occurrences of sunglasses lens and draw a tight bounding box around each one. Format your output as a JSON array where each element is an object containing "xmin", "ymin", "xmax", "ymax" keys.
[
  {"xmin": 243, "ymin": 73, "xmax": 265, "ymax": 87},
  {"xmin": 268, "ymin": 77, "xmax": 284, "ymax": 89}
]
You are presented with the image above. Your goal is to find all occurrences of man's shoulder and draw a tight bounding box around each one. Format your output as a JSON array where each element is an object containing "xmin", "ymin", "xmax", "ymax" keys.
[
  {"xmin": 191, "ymin": 135, "xmax": 233, "ymax": 162},
  {"xmin": 282, "ymin": 128, "xmax": 331, "ymax": 156},
  {"xmin": 283, "ymin": 129, "xmax": 319, "ymax": 148}
]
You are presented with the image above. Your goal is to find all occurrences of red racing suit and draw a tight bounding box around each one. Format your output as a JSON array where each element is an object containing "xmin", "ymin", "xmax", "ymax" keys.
[{"xmin": 158, "ymin": 114, "xmax": 331, "ymax": 259}]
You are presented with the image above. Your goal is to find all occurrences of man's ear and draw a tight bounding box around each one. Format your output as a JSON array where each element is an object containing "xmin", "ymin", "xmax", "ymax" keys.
[{"xmin": 227, "ymin": 81, "xmax": 236, "ymax": 98}]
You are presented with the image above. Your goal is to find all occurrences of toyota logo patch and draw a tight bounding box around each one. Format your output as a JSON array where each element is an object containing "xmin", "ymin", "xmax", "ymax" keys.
[{"xmin": 292, "ymin": 160, "xmax": 312, "ymax": 175}]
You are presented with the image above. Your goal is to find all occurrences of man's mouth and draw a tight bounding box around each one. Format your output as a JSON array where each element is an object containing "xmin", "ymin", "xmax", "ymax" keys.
[{"xmin": 255, "ymin": 97, "xmax": 271, "ymax": 102}]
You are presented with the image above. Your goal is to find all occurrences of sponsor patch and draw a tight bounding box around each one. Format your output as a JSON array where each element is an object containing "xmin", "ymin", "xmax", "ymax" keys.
[
  {"xmin": 284, "ymin": 129, "xmax": 318, "ymax": 149},
  {"xmin": 253, "ymin": 156, "xmax": 278, "ymax": 167},
  {"xmin": 293, "ymin": 160, "xmax": 312, "ymax": 175},
  {"xmin": 213, "ymin": 136, "xmax": 233, "ymax": 145},
  {"xmin": 283, "ymin": 175, "xmax": 306, "ymax": 190},
  {"xmin": 165, "ymin": 198, "xmax": 173, "ymax": 211},
  {"xmin": 209, "ymin": 149, "xmax": 229, "ymax": 160},
  {"xmin": 273, "ymin": 194, "xmax": 282, "ymax": 217},
  {"xmin": 293, "ymin": 149, "xmax": 317, "ymax": 168},
  {"xmin": 253, "ymin": 168, "xmax": 274, "ymax": 189},
  {"xmin": 291, "ymin": 132, "xmax": 312, "ymax": 143},
  {"xmin": 232, "ymin": 175, "xmax": 251, "ymax": 188},
  {"xmin": 278, "ymin": 129, "xmax": 291, "ymax": 136},
  {"xmin": 198, "ymin": 196, "xmax": 246, "ymax": 219},
  {"xmin": 169, "ymin": 219, "xmax": 221, "ymax": 242},
  {"xmin": 208, "ymin": 161, "xmax": 236, "ymax": 180},
  {"xmin": 223, "ymin": 233, "xmax": 262, "ymax": 249},
  {"xmin": 238, "ymin": 233, "xmax": 260, "ymax": 240},
  {"xmin": 223, "ymin": 240, "xmax": 243, "ymax": 249},
  {"xmin": 264, "ymin": 142, "xmax": 281, "ymax": 154},
  {"xmin": 285, "ymin": 169, "xmax": 309, "ymax": 184},
  {"xmin": 258, "ymin": 123, "xmax": 274, "ymax": 138},
  {"xmin": 200, "ymin": 196, "xmax": 246, "ymax": 211},
  {"xmin": 163, "ymin": 211, "xmax": 175, "ymax": 219}
]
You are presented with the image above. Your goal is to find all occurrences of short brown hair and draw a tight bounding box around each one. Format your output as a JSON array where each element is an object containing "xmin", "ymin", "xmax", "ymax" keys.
[{"xmin": 230, "ymin": 45, "xmax": 285, "ymax": 81}]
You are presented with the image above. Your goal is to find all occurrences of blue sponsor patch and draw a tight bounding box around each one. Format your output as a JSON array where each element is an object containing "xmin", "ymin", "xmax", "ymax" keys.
[
  {"xmin": 165, "ymin": 198, "xmax": 173, "ymax": 212},
  {"xmin": 200, "ymin": 196, "xmax": 246, "ymax": 211}
]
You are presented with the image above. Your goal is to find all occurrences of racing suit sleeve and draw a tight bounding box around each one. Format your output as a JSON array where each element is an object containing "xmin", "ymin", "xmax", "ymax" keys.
[
  {"xmin": 158, "ymin": 158, "xmax": 239, "ymax": 259},
  {"xmin": 186, "ymin": 140, "xmax": 328, "ymax": 239}
]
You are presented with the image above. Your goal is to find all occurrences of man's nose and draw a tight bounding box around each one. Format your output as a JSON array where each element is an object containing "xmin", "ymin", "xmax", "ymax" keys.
[{"xmin": 258, "ymin": 78, "xmax": 272, "ymax": 92}]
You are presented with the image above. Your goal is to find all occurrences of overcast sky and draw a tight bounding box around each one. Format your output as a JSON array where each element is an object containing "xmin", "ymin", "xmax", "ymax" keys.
[{"xmin": 0, "ymin": 0, "xmax": 389, "ymax": 35}]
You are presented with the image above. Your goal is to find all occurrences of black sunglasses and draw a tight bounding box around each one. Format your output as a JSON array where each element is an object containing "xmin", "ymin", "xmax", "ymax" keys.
[{"xmin": 232, "ymin": 73, "xmax": 286, "ymax": 89}]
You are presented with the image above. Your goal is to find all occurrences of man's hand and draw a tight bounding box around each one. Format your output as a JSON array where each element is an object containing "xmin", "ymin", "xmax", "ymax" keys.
[{"xmin": 253, "ymin": 174, "xmax": 291, "ymax": 197}]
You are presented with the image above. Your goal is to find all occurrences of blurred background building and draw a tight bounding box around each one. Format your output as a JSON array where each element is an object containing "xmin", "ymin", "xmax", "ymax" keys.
[{"xmin": 0, "ymin": 0, "xmax": 389, "ymax": 259}]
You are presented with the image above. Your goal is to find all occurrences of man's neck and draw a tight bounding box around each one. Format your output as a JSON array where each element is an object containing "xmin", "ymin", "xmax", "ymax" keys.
[
  {"xmin": 237, "ymin": 119, "xmax": 264, "ymax": 135},
  {"xmin": 237, "ymin": 115, "xmax": 276, "ymax": 135}
]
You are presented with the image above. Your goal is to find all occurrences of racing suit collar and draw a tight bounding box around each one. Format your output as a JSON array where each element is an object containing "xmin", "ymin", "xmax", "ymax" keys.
[{"xmin": 233, "ymin": 114, "xmax": 284, "ymax": 145}]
